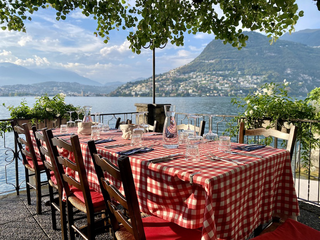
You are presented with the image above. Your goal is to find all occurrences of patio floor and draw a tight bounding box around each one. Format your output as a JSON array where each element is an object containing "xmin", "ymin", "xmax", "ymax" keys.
[{"xmin": 0, "ymin": 189, "xmax": 319, "ymax": 239}]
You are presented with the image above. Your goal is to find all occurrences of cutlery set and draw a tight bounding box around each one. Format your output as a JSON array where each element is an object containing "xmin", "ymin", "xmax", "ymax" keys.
[
  {"xmin": 206, "ymin": 153, "xmax": 243, "ymax": 166},
  {"xmin": 224, "ymin": 150, "xmax": 263, "ymax": 158},
  {"xmin": 104, "ymin": 143, "xmax": 131, "ymax": 149},
  {"xmin": 147, "ymin": 153, "xmax": 182, "ymax": 164}
]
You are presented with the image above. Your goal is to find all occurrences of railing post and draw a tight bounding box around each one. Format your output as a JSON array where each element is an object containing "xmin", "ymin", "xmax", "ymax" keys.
[{"xmin": 13, "ymin": 131, "xmax": 20, "ymax": 195}]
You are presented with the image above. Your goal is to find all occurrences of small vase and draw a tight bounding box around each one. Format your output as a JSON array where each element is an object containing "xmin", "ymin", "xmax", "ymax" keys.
[{"xmin": 162, "ymin": 105, "xmax": 178, "ymax": 149}]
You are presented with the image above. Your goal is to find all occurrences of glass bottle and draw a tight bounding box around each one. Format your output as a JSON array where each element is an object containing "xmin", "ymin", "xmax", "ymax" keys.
[
  {"xmin": 83, "ymin": 106, "xmax": 93, "ymax": 122},
  {"xmin": 163, "ymin": 105, "xmax": 178, "ymax": 149}
]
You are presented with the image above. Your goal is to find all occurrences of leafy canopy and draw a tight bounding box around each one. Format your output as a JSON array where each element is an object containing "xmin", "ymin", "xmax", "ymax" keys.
[{"xmin": 0, "ymin": 0, "xmax": 304, "ymax": 53}]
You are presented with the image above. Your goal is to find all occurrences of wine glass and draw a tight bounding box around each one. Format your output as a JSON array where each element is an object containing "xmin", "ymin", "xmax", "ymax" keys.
[
  {"xmin": 183, "ymin": 113, "xmax": 194, "ymax": 136},
  {"xmin": 67, "ymin": 110, "xmax": 75, "ymax": 132},
  {"xmin": 190, "ymin": 114, "xmax": 200, "ymax": 136},
  {"xmin": 94, "ymin": 112, "xmax": 101, "ymax": 125},
  {"xmin": 204, "ymin": 114, "xmax": 219, "ymax": 143},
  {"xmin": 141, "ymin": 111, "xmax": 149, "ymax": 132},
  {"xmin": 75, "ymin": 107, "xmax": 83, "ymax": 122},
  {"xmin": 134, "ymin": 112, "xmax": 145, "ymax": 132}
]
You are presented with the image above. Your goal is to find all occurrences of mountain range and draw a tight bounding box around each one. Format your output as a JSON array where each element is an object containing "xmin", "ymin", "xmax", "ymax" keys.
[
  {"xmin": 1, "ymin": 29, "xmax": 320, "ymax": 96},
  {"xmin": 0, "ymin": 62, "xmax": 124, "ymax": 95},
  {"xmin": 110, "ymin": 29, "xmax": 320, "ymax": 97},
  {"xmin": 0, "ymin": 62, "xmax": 103, "ymax": 86}
]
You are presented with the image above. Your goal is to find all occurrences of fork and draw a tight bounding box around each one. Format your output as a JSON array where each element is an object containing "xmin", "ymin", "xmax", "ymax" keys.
[{"xmin": 207, "ymin": 153, "xmax": 242, "ymax": 165}]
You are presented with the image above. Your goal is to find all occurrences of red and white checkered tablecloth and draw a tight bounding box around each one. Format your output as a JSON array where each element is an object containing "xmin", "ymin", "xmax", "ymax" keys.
[{"xmin": 39, "ymin": 129, "xmax": 299, "ymax": 240}]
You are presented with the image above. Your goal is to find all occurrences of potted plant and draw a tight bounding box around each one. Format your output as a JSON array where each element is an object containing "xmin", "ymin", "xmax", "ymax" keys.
[
  {"xmin": 4, "ymin": 93, "xmax": 78, "ymax": 129},
  {"xmin": 227, "ymin": 80, "xmax": 320, "ymax": 176}
]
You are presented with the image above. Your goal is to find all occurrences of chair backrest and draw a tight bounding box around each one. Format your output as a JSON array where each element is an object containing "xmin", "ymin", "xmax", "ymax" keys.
[
  {"xmin": 89, "ymin": 143, "xmax": 146, "ymax": 240},
  {"xmin": 177, "ymin": 120, "xmax": 206, "ymax": 136},
  {"xmin": 115, "ymin": 117, "xmax": 121, "ymax": 129},
  {"xmin": 50, "ymin": 134, "xmax": 95, "ymax": 214},
  {"xmin": 34, "ymin": 128, "xmax": 64, "ymax": 192},
  {"xmin": 11, "ymin": 121, "xmax": 40, "ymax": 170},
  {"xmin": 146, "ymin": 120, "xmax": 158, "ymax": 132},
  {"xmin": 238, "ymin": 121, "xmax": 297, "ymax": 160}
]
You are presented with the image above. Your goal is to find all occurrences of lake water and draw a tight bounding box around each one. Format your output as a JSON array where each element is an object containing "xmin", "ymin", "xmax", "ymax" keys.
[
  {"xmin": 0, "ymin": 96, "xmax": 242, "ymax": 194},
  {"xmin": 0, "ymin": 96, "xmax": 242, "ymax": 119}
]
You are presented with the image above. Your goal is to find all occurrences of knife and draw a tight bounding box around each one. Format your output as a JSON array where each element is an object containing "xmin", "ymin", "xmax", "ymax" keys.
[
  {"xmin": 104, "ymin": 143, "xmax": 130, "ymax": 149},
  {"xmin": 225, "ymin": 150, "xmax": 263, "ymax": 158},
  {"xmin": 208, "ymin": 153, "xmax": 242, "ymax": 165},
  {"xmin": 148, "ymin": 153, "xmax": 181, "ymax": 163}
]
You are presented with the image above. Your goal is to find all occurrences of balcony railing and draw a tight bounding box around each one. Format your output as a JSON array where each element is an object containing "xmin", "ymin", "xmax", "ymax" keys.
[{"xmin": 1, "ymin": 112, "xmax": 319, "ymax": 207}]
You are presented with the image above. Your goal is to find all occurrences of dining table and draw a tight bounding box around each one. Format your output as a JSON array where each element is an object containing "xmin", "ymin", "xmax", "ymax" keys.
[{"xmin": 49, "ymin": 128, "xmax": 300, "ymax": 240}]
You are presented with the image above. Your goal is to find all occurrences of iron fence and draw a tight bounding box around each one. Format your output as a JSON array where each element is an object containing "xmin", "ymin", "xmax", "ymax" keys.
[{"xmin": 1, "ymin": 113, "xmax": 320, "ymax": 207}]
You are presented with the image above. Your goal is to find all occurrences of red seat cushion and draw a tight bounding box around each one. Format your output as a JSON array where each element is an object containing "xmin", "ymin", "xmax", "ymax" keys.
[
  {"xmin": 71, "ymin": 187, "xmax": 105, "ymax": 208},
  {"xmin": 253, "ymin": 219, "xmax": 320, "ymax": 240},
  {"xmin": 49, "ymin": 171, "xmax": 57, "ymax": 186},
  {"xmin": 142, "ymin": 216, "xmax": 202, "ymax": 240},
  {"xmin": 26, "ymin": 154, "xmax": 44, "ymax": 169}
]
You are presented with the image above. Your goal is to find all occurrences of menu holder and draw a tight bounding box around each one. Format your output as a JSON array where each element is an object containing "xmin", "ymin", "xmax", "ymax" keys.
[
  {"xmin": 77, "ymin": 122, "xmax": 93, "ymax": 135},
  {"xmin": 233, "ymin": 144, "xmax": 265, "ymax": 151}
]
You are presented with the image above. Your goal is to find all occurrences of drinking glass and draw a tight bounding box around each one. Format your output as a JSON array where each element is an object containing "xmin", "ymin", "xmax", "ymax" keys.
[
  {"xmin": 91, "ymin": 125, "xmax": 101, "ymax": 140},
  {"xmin": 131, "ymin": 129, "xmax": 143, "ymax": 147},
  {"xmin": 60, "ymin": 124, "xmax": 68, "ymax": 134},
  {"xmin": 185, "ymin": 135, "xmax": 202, "ymax": 161},
  {"xmin": 204, "ymin": 115, "xmax": 219, "ymax": 143},
  {"xmin": 187, "ymin": 135, "xmax": 203, "ymax": 145},
  {"xmin": 101, "ymin": 124, "xmax": 110, "ymax": 132},
  {"xmin": 218, "ymin": 136, "xmax": 231, "ymax": 152},
  {"xmin": 178, "ymin": 131, "xmax": 189, "ymax": 145},
  {"xmin": 185, "ymin": 144, "xmax": 200, "ymax": 162}
]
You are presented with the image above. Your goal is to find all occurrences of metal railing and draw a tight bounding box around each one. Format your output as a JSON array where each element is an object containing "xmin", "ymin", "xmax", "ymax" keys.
[
  {"xmin": 0, "ymin": 112, "xmax": 138, "ymax": 196},
  {"xmin": 1, "ymin": 113, "xmax": 320, "ymax": 207}
]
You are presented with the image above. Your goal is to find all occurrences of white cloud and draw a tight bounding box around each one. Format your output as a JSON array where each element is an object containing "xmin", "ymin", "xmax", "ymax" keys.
[
  {"xmin": 69, "ymin": 10, "xmax": 90, "ymax": 20},
  {"xmin": 194, "ymin": 32, "xmax": 214, "ymax": 39},
  {"xmin": 17, "ymin": 35, "xmax": 33, "ymax": 46},
  {"xmin": 177, "ymin": 50, "xmax": 191, "ymax": 58},
  {"xmin": 0, "ymin": 50, "xmax": 11, "ymax": 56},
  {"xmin": 100, "ymin": 40, "xmax": 131, "ymax": 56},
  {"xmin": 14, "ymin": 55, "xmax": 50, "ymax": 66}
]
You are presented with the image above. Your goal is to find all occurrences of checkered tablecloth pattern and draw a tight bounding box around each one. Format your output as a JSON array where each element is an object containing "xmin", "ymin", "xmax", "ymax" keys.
[{"xmin": 39, "ymin": 130, "xmax": 300, "ymax": 240}]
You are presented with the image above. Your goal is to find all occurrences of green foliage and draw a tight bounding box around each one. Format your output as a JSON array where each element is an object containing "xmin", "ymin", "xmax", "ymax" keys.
[
  {"xmin": 4, "ymin": 93, "xmax": 77, "ymax": 122},
  {"xmin": 0, "ymin": 121, "xmax": 12, "ymax": 138},
  {"xmin": 0, "ymin": 0, "xmax": 304, "ymax": 53},
  {"xmin": 228, "ymin": 81, "xmax": 320, "ymax": 170}
]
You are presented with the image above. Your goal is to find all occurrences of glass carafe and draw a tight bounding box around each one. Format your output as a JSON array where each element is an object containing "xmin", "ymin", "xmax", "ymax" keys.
[
  {"xmin": 83, "ymin": 106, "xmax": 93, "ymax": 122},
  {"xmin": 162, "ymin": 105, "xmax": 178, "ymax": 149}
]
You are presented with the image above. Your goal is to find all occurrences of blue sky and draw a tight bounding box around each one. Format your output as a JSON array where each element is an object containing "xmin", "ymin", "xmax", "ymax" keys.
[{"xmin": 0, "ymin": 0, "xmax": 319, "ymax": 85}]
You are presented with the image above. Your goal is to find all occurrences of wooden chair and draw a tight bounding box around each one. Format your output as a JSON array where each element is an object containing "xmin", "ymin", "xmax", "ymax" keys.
[
  {"xmin": 253, "ymin": 218, "xmax": 320, "ymax": 240},
  {"xmin": 145, "ymin": 120, "xmax": 157, "ymax": 132},
  {"xmin": 238, "ymin": 121, "xmax": 297, "ymax": 160},
  {"xmin": 115, "ymin": 117, "xmax": 121, "ymax": 129},
  {"xmin": 88, "ymin": 141, "xmax": 202, "ymax": 240},
  {"xmin": 34, "ymin": 128, "xmax": 67, "ymax": 240},
  {"xmin": 49, "ymin": 134, "xmax": 107, "ymax": 240},
  {"xmin": 11, "ymin": 121, "xmax": 49, "ymax": 214},
  {"xmin": 177, "ymin": 120, "xmax": 206, "ymax": 136}
]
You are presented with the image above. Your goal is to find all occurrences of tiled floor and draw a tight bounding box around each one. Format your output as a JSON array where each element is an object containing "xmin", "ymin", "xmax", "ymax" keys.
[
  {"xmin": 1, "ymin": 189, "xmax": 319, "ymax": 239},
  {"xmin": 0, "ymin": 190, "xmax": 113, "ymax": 240}
]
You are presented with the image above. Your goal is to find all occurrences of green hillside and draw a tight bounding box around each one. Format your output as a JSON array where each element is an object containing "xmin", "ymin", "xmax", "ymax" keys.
[{"xmin": 110, "ymin": 31, "xmax": 320, "ymax": 97}]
